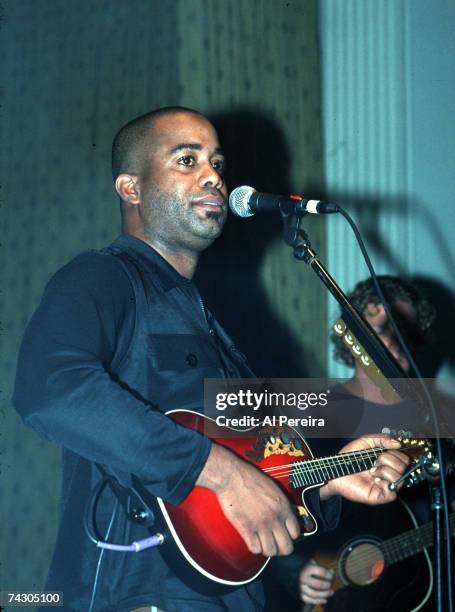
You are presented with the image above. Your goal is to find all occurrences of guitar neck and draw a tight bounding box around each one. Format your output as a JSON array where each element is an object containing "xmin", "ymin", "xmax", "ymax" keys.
[
  {"xmin": 290, "ymin": 447, "xmax": 384, "ymax": 488},
  {"xmin": 382, "ymin": 511, "xmax": 455, "ymax": 566}
]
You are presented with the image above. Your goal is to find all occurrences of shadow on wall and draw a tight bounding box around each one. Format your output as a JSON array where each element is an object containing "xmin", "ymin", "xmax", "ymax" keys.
[
  {"xmin": 312, "ymin": 183, "xmax": 455, "ymax": 382},
  {"xmin": 324, "ymin": 190, "xmax": 455, "ymax": 379},
  {"xmin": 411, "ymin": 276, "xmax": 455, "ymax": 378},
  {"xmin": 195, "ymin": 107, "xmax": 320, "ymax": 378},
  {"xmin": 323, "ymin": 190, "xmax": 455, "ymax": 285}
]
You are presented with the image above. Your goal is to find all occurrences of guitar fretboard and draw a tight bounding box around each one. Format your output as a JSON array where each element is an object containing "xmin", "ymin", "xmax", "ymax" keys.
[
  {"xmin": 382, "ymin": 512, "xmax": 455, "ymax": 565},
  {"xmin": 291, "ymin": 448, "xmax": 384, "ymax": 488}
]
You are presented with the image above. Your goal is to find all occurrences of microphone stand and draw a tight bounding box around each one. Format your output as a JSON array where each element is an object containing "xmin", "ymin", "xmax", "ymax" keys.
[
  {"xmin": 281, "ymin": 210, "xmax": 449, "ymax": 612},
  {"xmin": 282, "ymin": 212, "xmax": 416, "ymax": 386},
  {"xmin": 429, "ymin": 469, "xmax": 445, "ymax": 610}
]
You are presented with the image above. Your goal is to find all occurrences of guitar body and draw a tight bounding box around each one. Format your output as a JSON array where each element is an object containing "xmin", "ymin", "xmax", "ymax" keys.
[
  {"xmin": 153, "ymin": 410, "xmax": 319, "ymax": 588},
  {"xmin": 303, "ymin": 500, "xmax": 432, "ymax": 612},
  {"xmin": 133, "ymin": 410, "xmax": 428, "ymax": 593}
]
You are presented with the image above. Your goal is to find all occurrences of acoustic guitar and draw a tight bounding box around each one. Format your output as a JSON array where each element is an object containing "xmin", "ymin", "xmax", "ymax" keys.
[{"xmin": 300, "ymin": 500, "xmax": 455, "ymax": 612}]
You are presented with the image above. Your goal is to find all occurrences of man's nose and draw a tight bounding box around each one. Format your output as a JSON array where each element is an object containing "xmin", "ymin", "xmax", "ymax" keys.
[{"xmin": 199, "ymin": 161, "xmax": 224, "ymax": 191}]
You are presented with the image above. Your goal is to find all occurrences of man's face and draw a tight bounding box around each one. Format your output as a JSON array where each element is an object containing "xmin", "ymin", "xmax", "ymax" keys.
[
  {"xmin": 364, "ymin": 300, "xmax": 418, "ymax": 373},
  {"xmin": 137, "ymin": 111, "xmax": 228, "ymax": 253}
]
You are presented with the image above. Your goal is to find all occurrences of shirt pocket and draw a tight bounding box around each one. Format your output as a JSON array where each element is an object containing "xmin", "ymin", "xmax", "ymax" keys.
[{"xmin": 146, "ymin": 334, "xmax": 220, "ymax": 372}]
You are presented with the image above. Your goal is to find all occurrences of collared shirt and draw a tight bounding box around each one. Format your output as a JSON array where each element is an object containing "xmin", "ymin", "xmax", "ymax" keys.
[{"xmin": 13, "ymin": 234, "xmax": 339, "ymax": 611}]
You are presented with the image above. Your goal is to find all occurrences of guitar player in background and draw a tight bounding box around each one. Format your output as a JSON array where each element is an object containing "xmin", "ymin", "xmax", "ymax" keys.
[{"xmin": 268, "ymin": 276, "xmax": 455, "ymax": 611}]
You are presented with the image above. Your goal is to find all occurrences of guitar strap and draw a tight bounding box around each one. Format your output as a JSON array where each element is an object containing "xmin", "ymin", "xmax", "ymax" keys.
[
  {"xmin": 94, "ymin": 463, "xmax": 156, "ymax": 528},
  {"xmin": 205, "ymin": 308, "xmax": 257, "ymax": 378}
]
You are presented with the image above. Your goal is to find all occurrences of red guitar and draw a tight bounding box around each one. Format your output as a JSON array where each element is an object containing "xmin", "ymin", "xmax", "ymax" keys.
[{"xmin": 134, "ymin": 410, "xmax": 431, "ymax": 591}]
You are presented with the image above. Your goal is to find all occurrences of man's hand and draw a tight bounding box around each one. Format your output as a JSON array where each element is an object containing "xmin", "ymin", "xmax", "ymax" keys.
[
  {"xmin": 319, "ymin": 435, "xmax": 410, "ymax": 505},
  {"xmin": 196, "ymin": 444, "xmax": 300, "ymax": 557},
  {"xmin": 299, "ymin": 558, "xmax": 334, "ymax": 606}
]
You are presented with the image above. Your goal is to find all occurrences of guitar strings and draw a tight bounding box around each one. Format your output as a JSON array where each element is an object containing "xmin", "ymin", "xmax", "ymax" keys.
[
  {"xmin": 380, "ymin": 513, "xmax": 455, "ymax": 562},
  {"xmin": 263, "ymin": 458, "xmax": 380, "ymax": 483},
  {"xmin": 261, "ymin": 444, "xmax": 419, "ymax": 474},
  {"xmin": 261, "ymin": 449, "xmax": 384, "ymax": 482},
  {"xmin": 260, "ymin": 447, "xmax": 415, "ymax": 474},
  {"xmin": 239, "ymin": 438, "xmax": 451, "ymax": 580},
  {"xmin": 262, "ymin": 449, "xmax": 382, "ymax": 473},
  {"xmin": 317, "ymin": 515, "xmax": 454, "ymax": 573},
  {"xmin": 307, "ymin": 532, "xmax": 414, "ymax": 580},
  {"xmin": 261, "ymin": 445, "xmax": 419, "ymax": 483},
  {"xmin": 295, "ymin": 511, "xmax": 454, "ymax": 576}
]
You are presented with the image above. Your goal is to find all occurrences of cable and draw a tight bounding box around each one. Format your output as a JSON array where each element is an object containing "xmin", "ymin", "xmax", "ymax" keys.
[
  {"xmin": 84, "ymin": 474, "xmax": 165, "ymax": 551},
  {"xmin": 84, "ymin": 475, "xmax": 112, "ymax": 545},
  {"xmin": 87, "ymin": 500, "xmax": 118, "ymax": 612},
  {"xmin": 84, "ymin": 475, "xmax": 165, "ymax": 611},
  {"xmin": 339, "ymin": 206, "xmax": 453, "ymax": 611}
]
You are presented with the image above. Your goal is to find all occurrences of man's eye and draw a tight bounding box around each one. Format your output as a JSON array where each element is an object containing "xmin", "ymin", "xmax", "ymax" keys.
[
  {"xmin": 178, "ymin": 155, "xmax": 195, "ymax": 166},
  {"xmin": 212, "ymin": 159, "xmax": 225, "ymax": 175}
]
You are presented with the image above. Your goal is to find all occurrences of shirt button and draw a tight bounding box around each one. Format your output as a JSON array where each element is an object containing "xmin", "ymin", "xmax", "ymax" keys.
[
  {"xmin": 186, "ymin": 353, "xmax": 198, "ymax": 367},
  {"xmin": 209, "ymin": 329, "xmax": 216, "ymax": 337}
]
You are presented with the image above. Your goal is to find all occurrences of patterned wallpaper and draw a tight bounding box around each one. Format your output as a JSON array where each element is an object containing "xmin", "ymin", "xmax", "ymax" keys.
[{"xmin": 0, "ymin": 0, "xmax": 324, "ymax": 601}]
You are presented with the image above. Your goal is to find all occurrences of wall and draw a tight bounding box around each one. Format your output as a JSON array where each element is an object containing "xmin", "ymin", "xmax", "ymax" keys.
[
  {"xmin": 0, "ymin": 0, "xmax": 325, "ymax": 598},
  {"xmin": 408, "ymin": 0, "xmax": 455, "ymax": 385},
  {"xmin": 320, "ymin": 0, "xmax": 455, "ymax": 380}
]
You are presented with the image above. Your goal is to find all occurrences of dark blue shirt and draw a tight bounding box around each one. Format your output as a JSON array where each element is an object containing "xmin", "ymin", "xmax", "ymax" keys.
[{"xmin": 13, "ymin": 234, "xmax": 339, "ymax": 611}]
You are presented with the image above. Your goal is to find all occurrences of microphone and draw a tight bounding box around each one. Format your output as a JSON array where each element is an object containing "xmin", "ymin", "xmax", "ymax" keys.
[{"xmin": 229, "ymin": 185, "xmax": 340, "ymax": 218}]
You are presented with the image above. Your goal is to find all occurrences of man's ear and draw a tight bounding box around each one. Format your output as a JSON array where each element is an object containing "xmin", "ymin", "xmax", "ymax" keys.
[{"xmin": 115, "ymin": 174, "xmax": 141, "ymax": 204}]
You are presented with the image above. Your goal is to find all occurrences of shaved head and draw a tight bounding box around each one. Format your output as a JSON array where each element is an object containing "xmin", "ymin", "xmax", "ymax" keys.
[
  {"xmin": 111, "ymin": 106, "xmax": 204, "ymax": 181},
  {"xmin": 113, "ymin": 109, "xmax": 227, "ymax": 277}
]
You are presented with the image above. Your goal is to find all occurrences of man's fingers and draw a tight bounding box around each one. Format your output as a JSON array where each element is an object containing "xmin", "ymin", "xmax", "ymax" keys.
[
  {"xmin": 250, "ymin": 534, "xmax": 262, "ymax": 554},
  {"xmin": 302, "ymin": 574, "xmax": 333, "ymax": 590},
  {"xmin": 374, "ymin": 436, "xmax": 402, "ymax": 449},
  {"xmin": 300, "ymin": 564, "xmax": 334, "ymax": 586},
  {"xmin": 376, "ymin": 448, "xmax": 410, "ymax": 467},
  {"xmin": 354, "ymin": 434, "xmax": 402, "ymax": 451},
  {"xmin": 235, "ymin": 523, "xmax": 262, "ymax": 555},
  {"xmin": 372, "ymin": 464, "xmax": 405, "ymax": 484},
  {"xmin": 212, "ymin": 450, "xmax": 303, "ymax": 556},
  {"xmin": 285, "ymin": 512, "xmax": 301, "ymax": 540},
  {"xmin": 300, "ymin": 585, "xmax": 330, "ymax": 604},
  {"xmin": 299, "ymin": 559, "xmax": 335, "ymax": 604},
  {"xmin": 371, "ymin": 449, "xmax": 410, "ymax": 483},
  {"xmin": 256, "ymin": 505, "xmax": 300, "ymax": 556},
  {"xmin": 300, "ymin": 559, "xmax": 334, "ymax": 600},
  {"xmin": 272, "ymin": 522, "xmax": 296, "ymax": 556},
  {"xmin": 257, "ymin": 528, "xmax": 279, "ymax": 557},
  {"xmin": 300, "ymin": 580, "xmax": 333, "ymax": 604},
  {"xmin": 243, "ymin": 513, "xmax": 298, "ymax": 557}
]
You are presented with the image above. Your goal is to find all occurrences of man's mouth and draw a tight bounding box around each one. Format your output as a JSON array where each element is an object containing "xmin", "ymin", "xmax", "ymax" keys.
[{"xmin": 192, "ymin": 195, "xmax": 226, "ymax": 214}]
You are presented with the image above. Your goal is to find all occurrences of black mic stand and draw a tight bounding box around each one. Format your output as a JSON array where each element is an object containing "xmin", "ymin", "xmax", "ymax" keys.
[
  {"xmin": 282, "ymin": 211, "xmax": 419, "ymax": 386},
  {"xmin": 428, "ymin": 466, "xmax": 445, "ymax": 611},
  {"xmin": 281, "ymin": 210, "xmax": 450, "ymax": 612}
]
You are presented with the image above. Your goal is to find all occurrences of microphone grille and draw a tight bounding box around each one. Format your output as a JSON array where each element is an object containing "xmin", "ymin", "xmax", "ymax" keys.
[{"xmin": 229, "ymin": 185, "xmax": 256, "ymax": 218}]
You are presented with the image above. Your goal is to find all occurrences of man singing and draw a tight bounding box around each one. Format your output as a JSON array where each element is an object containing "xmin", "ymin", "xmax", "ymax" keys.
[{"xmin": 13, "ymin": 107, "xmax": 408, "ymax": 611}]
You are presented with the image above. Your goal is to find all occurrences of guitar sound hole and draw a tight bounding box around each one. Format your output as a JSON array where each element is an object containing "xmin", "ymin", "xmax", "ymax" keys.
[{"xmin": 340, "ymin": 539, "xmax": 385, "ymax": 587}]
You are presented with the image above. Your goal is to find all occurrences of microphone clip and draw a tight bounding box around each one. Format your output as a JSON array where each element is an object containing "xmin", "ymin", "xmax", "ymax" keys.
[{"xmin": 282, "ymin": 208, "xmax": 314, "ymax": 262}]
